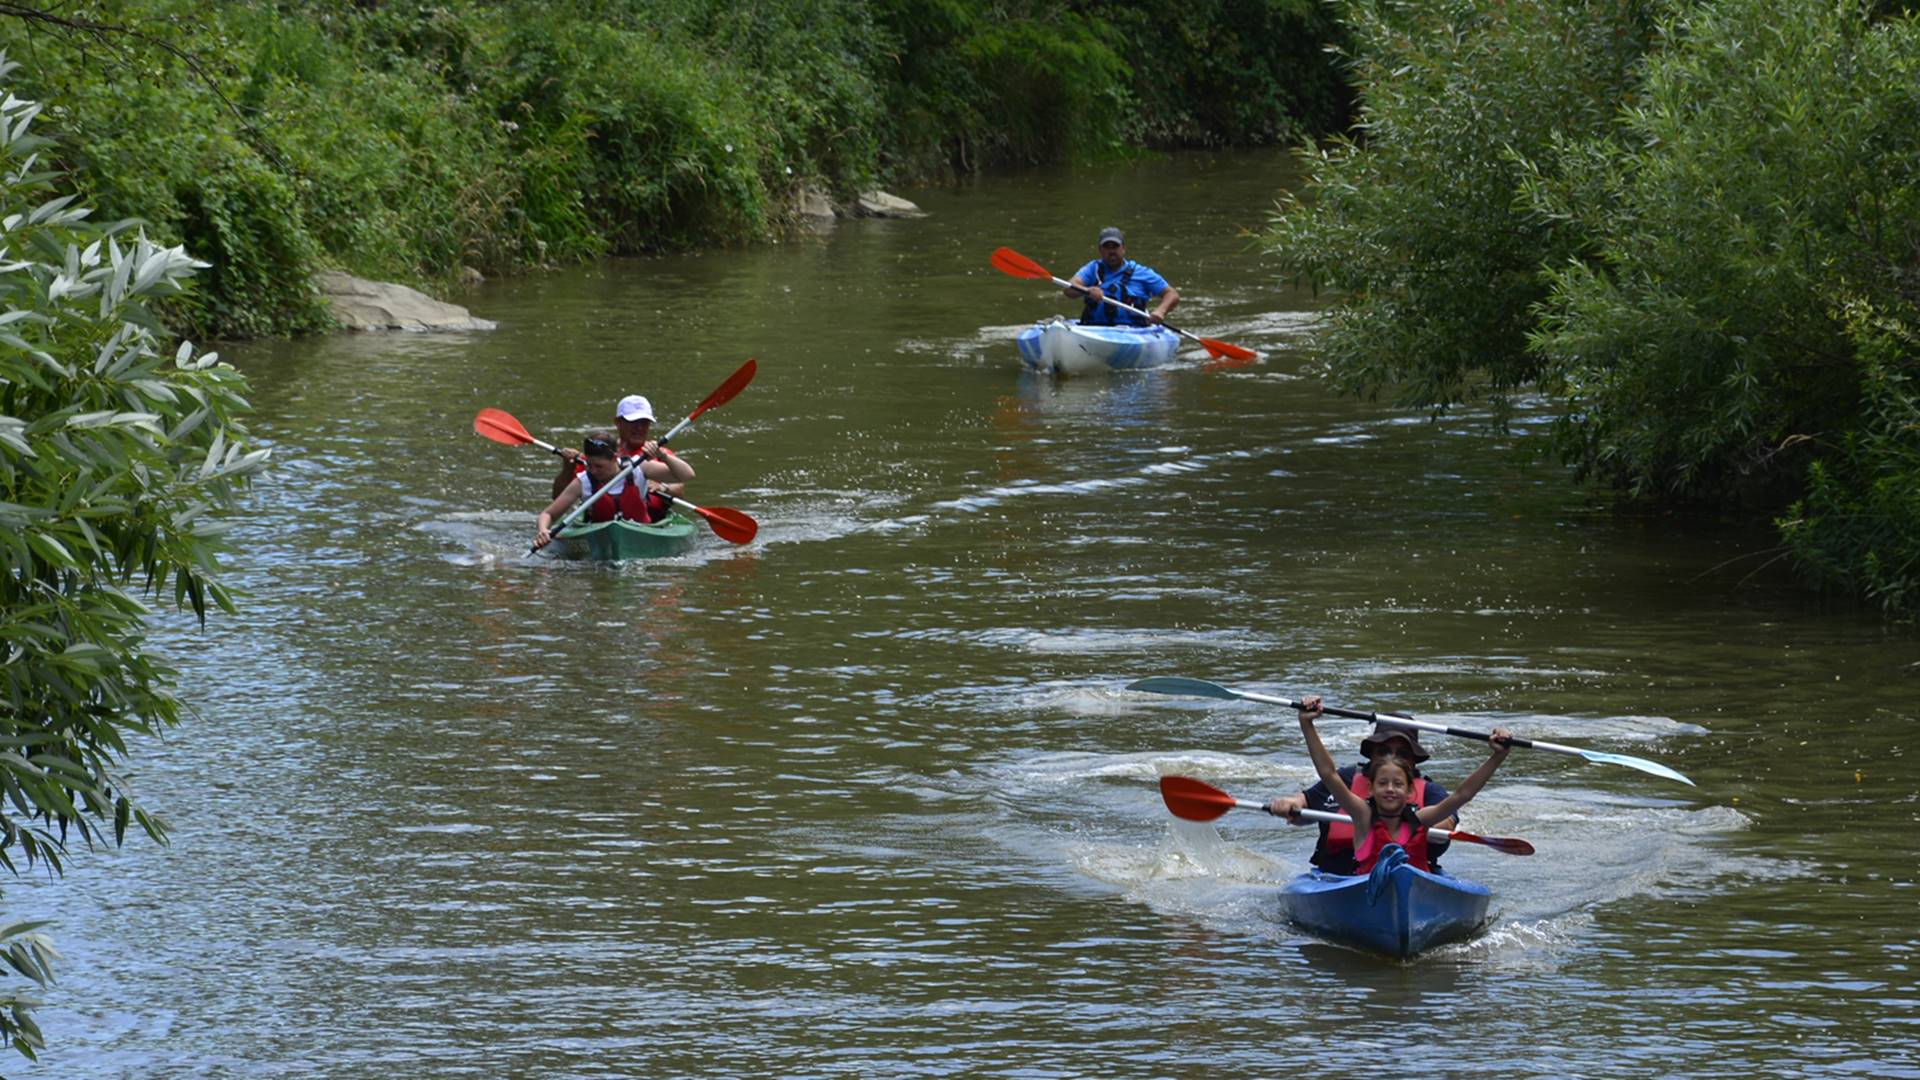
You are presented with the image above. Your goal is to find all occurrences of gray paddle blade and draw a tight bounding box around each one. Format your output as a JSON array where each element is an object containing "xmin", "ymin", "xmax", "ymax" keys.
[
  {"xmin": 1126, "ymin": 676, "xmax": 1242, "ymax": 700},
  {"xmin": 1578, "ymin": 748, "xmax": 1695, "ymax": 786}
]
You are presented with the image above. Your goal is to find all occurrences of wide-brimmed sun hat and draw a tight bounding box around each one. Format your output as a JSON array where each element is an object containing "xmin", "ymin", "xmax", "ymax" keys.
[{"xmin": 1360, "ymin": 722, "xmax": 1430, "ymax": 763}]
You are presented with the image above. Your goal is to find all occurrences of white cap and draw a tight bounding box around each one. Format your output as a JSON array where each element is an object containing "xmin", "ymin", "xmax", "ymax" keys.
[{"xmin": 615, "ymin": 394, "xmax": 654, "ymax": 421}]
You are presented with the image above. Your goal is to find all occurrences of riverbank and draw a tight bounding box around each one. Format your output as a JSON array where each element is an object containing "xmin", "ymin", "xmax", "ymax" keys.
[{"xmin": 0, "ymin": 0, "xmax": 1347, "ymax": 341}]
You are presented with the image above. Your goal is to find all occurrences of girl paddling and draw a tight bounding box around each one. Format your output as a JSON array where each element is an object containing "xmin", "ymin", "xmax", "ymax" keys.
[
  {"xmin": 1295, "ymin": 694, "xmax": 1513, "ymax": 874},
  {"xmin": 533, "ymin": 433, "xmax": 679, "ymax": 550}
]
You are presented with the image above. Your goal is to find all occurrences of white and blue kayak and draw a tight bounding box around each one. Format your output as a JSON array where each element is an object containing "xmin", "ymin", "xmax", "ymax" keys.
[{"xmin": 1015, "ymin": 317, "xmax": 1180, "ymax": 375}]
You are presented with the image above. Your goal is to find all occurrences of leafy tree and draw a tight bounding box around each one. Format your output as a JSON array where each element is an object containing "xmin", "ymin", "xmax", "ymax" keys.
[
  {"xmin": 1262, "ymin": 0, "xmax": 1653, "ymax": 411},
  {"xmin": 1527, "ymin": 0, "xmax": 1920, "ymax": 613},
  {"xmin": 0, "ymin": 54, "xmax": 266, "ymax": 1066},
  {"xmin": 1527, "ymin": 0, "xmax": 1920, "ymax": 499},
  {"xmin": 1271, "ymin": 0, "xmax": 1920, "ymax": 614}
]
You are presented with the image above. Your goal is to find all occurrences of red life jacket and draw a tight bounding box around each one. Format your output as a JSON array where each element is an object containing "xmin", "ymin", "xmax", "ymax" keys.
[
  {"xmin": 1353, "ymin": 809, "xmax": 1432, "ymax": 873},
  {"xmin": 1325, "ymin": 774, "xmax": 1431, "ymax": 851},
  {"xmin": 620, "ymin": 447, "xmax": 675, "ymax": 522},
  {"xmin": 580, "ymin": 470, "xmax": 669, "ymax": 524}
]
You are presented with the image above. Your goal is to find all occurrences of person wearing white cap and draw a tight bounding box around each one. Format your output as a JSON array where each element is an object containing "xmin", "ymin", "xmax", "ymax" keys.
[
  {"xmin": 549, "ymin": 393, "xmax": 695, "ymax": 500},
  {"xmin": 1062, "ymin": 226, "xmax": 1179, "ymax": 328}
]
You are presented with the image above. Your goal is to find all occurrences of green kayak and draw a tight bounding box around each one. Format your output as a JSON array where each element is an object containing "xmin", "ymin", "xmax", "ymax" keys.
[{"xmin": 550, "ymin": 513, "xmax": 698, "ymax": 561}]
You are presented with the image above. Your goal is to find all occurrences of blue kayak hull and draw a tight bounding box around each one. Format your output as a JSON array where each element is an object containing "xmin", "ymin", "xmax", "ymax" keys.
[
  {"xmin": 1280, "ymin": 865, "xmax": 1490, "ymax": 958},
  {"xmin": 1015, "ymin": 317, "xmax": 1179, "ymax": 375}
]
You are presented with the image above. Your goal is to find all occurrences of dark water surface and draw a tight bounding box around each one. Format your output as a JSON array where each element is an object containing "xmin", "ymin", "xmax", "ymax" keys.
[{"xmin": 15, "ymin": 150, "xmax": 1920, "ymax": 1078}]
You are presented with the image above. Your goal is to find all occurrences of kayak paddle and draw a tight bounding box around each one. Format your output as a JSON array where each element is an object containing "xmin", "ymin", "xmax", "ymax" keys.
[
  {"xmin": 478, "ymin": 408, "xmax": 758, "ymax": 550},
  {"xmin": 474, "ymin": 407, "xmax": 568, "ymax": 456},
  {"xmin": 1159, "ymin": 775, "xmax": 1535, "ymax": 856},
  {"xmin": 990, "ymin": 246, "xmax": 1257, "ymax": 364},
  {"xmin": 527, "ymin": 452, "xmax": 756, "ymax": 551},
  {"xmin": 1129, "ymin": 676, "xmax": 1695, "ymax": 787},
  {"xmin": 666, "ymin": 496, "xmax": 756, "ymax": 545},
  {"xmin": 659, "ymin": 357, "xmax": 756, "ymax": 445},
  {"xmin": 477, "ymin": 356, "xmax": 756, "ymax": 456}
]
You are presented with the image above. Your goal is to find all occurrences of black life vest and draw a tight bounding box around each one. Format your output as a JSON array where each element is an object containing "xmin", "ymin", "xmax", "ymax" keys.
[{"xmin": 1079, "ymin": 260, "xmax": 1151, "ymax": 327}]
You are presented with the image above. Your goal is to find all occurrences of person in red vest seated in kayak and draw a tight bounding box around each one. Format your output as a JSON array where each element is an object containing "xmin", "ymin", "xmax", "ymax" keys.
[
  {"xmin": 531, "ymin": 431, "xmax": 691, "ymax": 550},
  {"xmin": 1292, "ymin": 695, "xmax": 1513, "ymax": 875},
  {"xmin": 550, "ymin": 395, "xmax": 694, "ymax": 500},
  {"xmin": 1062, "ymin": 226, "xmax": 1179, "ymax": 328},
  {"xmin": 1268, "ymin": 720, "xmax": 1462, "ymax": 874}
]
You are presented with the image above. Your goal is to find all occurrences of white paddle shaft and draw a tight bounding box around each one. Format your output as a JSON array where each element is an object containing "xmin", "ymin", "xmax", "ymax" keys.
[
  {"xmin": 1229, "ymin": 799, "xmax": 1463, "ymax": 844},
  {"xmin": 550, "ymin": 457, "xmax": 642, "ymax": 535},
  {"xmin": 1048, "ymin": 271, "xmax": 1204, "ymax": 348}
]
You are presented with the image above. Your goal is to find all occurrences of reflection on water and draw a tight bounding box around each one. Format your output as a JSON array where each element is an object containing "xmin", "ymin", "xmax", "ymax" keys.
[{"xmin": 11, "ymin": 149, "xmax": 1920, "ymax": 1078}]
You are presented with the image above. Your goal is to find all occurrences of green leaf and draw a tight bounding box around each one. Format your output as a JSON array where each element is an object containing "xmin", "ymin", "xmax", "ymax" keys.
[{"xmin": 21, "ymin": 531, "xmax": 74, "ymax": 569}]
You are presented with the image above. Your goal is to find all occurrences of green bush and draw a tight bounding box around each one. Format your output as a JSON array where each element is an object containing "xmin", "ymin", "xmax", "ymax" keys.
[
  {"xmin": 1263, "ymin": 0, "xmax": 1652, "ymax": 411},
  {"xmin": 873, "ymin": 0, "xmax": 1133, "ymax": 174},
  {"xmin": 1268, "ymin": 0, "xmax": 1920, "ymax": 615},
  {"xmin": 0, "ymin": 8, "xmax": 336, "ymax": 338},
  {"xmin": 1529, "ymin": 0, "xmax": 1920, "ymax": 500},
  {"xmin": 0, "ymin": 0, "xmax": 1355, "ymax": 338},
  {"xmin": 1779, "ymin": 303, "xmax": 1920, "ymax": 614},
  {"xmin": 491, "ymin": 13, "xmax": 772, "ymax": 250}
]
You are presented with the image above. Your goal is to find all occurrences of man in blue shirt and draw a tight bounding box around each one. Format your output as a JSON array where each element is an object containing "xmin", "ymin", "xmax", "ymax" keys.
[
  {"xmin": 1063, "ymin": 227, "xmax": 1180, "ymax": 327},
  {"xmin": 1267, "ymin": 723, "xmax": 1459, "ymax": 875}
]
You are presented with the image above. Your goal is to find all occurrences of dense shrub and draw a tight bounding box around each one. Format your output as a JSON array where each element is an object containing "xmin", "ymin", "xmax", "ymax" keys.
[
  {"xmin": 1528, "ymin": 0, "xmax": 1920, "ymax": 498},
  {"xmin": 1267, "ymin": 0, "xmax": 1920, "ymax": 615},
  {"xmin": 0, "ymin": 0, "xmax": 1353, "ymax": 339},
  {"xmin": 1779, "ymin": 304, "xmax": 1920, "ymax": 614},
  {"xmin": 872, "ymin": 0, "xmax": 1133, "ymax": 174},
  {"xmin": 1263, "ymin": 0, "xmax": 1653, "ymax": 411},
  {"xmin": 1526, "ymin": 0, "xmax": 1920, "ymax": 610},
  {"xmin": 1110, "ymin": 0, "xmax": 1353, "ymax": 148}
]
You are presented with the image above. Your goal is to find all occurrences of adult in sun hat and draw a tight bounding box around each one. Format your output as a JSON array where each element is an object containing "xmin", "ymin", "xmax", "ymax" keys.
[
  {"xmin": 1061, "ymin": 226, "xmax": 1180, "ymax": 328},
  {"xmin": 1266, "ymin": 719, "xmax": 1460, "ymax": 875},
  {"xmin": 550, "ymin": 394, "xmax": 695, "ymax": 501}
]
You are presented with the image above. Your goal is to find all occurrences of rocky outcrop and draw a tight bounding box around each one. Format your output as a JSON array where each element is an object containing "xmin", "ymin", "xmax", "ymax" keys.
[
  {"xmin": 793, "ymin": 186, "xmax": 924, "ymax": 223},
  {"xmin": 855, "ymin": 190, "xmax": 924, "ymax": 218},
  {"xmin": 314, "ymin": 271, "xmax": 497, "ymax": 332},
  {"xmin": 795, "ymin": 186, "xmax": 837, "ymax": 222}
]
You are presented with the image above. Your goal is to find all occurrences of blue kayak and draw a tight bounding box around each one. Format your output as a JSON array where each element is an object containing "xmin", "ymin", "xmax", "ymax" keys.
[
  {"xmin": 1015, "ymin": 317, "xmax": 1180, "ymax": 375},
  {"xmin": 1280, "ymin": 850, "xmax": 1490, "ymax": 958}
]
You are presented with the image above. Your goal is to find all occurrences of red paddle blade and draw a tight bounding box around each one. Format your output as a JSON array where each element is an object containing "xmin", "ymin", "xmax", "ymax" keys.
[
  {"xmin": 1199, "ymin": 337, "xmax": 1257, "ymax": 363},
  {"xmin": 1159, "ymin": 775, "xmax": 1236, "ymax": 822},
  {"xmin": 991, "ymin": 246, "xmax": 1054, "ymax": 281},
  {"xmin": 474, "ymin": 408, "xmax": 534, "ymax": 446},
  {"xmin": 687, "ymin": 358, "xmax": 757, "ymax": 423},
  {"xmin": 1453, "ymin": 830, "xmax": 1534, "ymax": 856},
  {"xmin": 1202, "ymin": 355, "xmax": 1257, "ymax": 373},
  {"xmin": 693, "ymin": 504, "xmax": 758, "ymax": 545}
]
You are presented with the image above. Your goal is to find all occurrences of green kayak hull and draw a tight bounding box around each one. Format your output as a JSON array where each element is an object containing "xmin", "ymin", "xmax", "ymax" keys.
[{"xmin": 552, "ymin": 513, "xmax": 698, "ymax": 561}]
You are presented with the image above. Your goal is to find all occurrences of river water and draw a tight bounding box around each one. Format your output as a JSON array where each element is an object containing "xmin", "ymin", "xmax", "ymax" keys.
[{"xmin": 14, "ymin": 150, "xmax": 1920, "ymax": 1078}]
